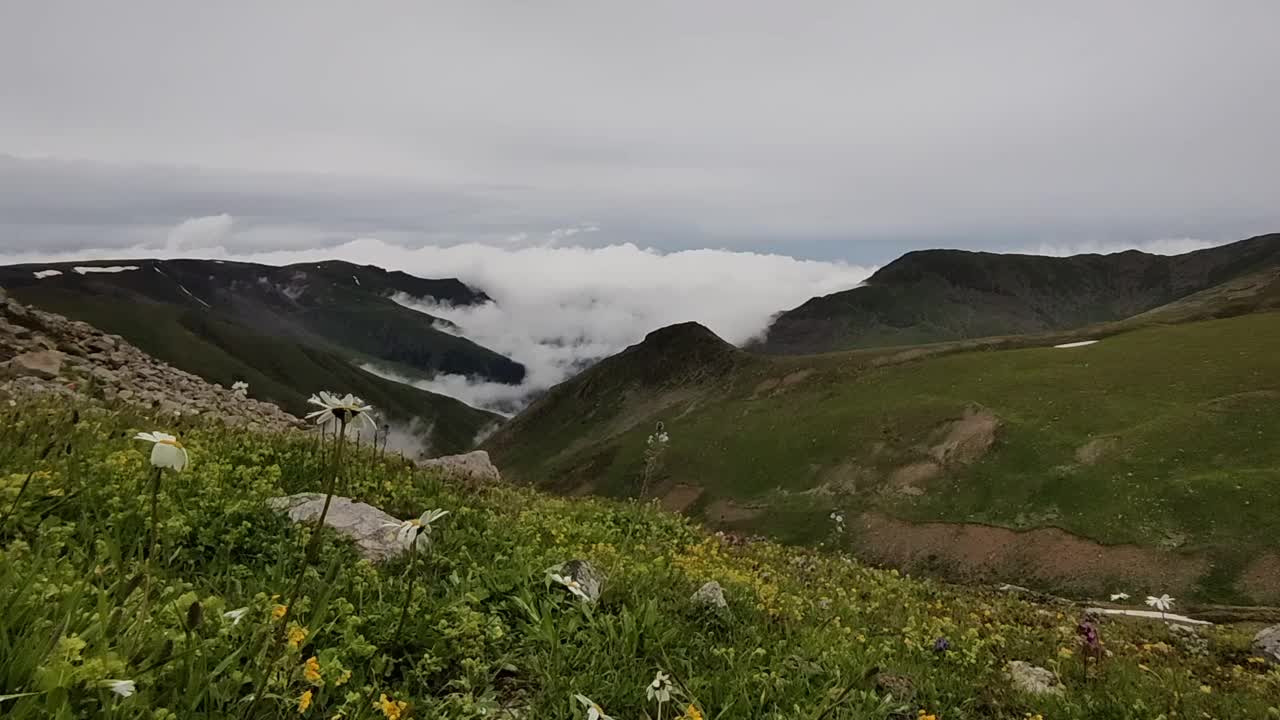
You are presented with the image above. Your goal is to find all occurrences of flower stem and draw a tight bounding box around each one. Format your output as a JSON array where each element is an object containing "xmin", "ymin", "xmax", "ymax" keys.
[
  {"xmin": 242, "ymin": 416, "xmax": 347, "ymax": 719},
  {"xmin": 140, "ymin": 466, "xmax": 162, "ymax": 620},
  {"xmin": 395, "ymin": 534, "xmax": 418, "ymax": 638}
]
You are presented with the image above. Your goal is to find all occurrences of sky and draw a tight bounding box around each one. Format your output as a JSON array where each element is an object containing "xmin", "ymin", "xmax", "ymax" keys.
[{"xmin": 2, "ymin": 1, "xmax": 1278, "ymax": 409}]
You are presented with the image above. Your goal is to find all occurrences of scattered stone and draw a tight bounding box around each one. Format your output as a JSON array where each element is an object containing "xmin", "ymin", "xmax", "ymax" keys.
[
  {"xmin": 1005, "ymin": 661, "xmax": 1064, "ymax": 696},
  {"xmin": 266, "ymin": 493, "xmax": 407, "ymax": 563},
  {"xmin": 874, "ymin": 672, "xmax": 915, "ymax": 703},
  {"xmin": 1169, "ymin": 623, "xmax": 1209, "ymax": 657},
  {"xmin": 1253, "ymin": 623, "xmax": 1280, "ymax": 665},
  {"xmin": 7, "ymin": 350, "xmax": 66, "ymax": 380},
  {"xmin": 418, "ymin": 450, "xmax": 501, "ymax": 483},
  {"xmin": 552, "ymin": 559, "xmax": 606, "ymax": 603},
  {"xmin": 690, "ymin": 580, "xmax": 728, "ymax": 609}
]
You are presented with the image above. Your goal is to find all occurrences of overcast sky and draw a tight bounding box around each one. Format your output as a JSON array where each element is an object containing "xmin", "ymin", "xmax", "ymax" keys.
[{"xmin": 2, "ymin": 0, "xmax": 1278, "ymax": 263}]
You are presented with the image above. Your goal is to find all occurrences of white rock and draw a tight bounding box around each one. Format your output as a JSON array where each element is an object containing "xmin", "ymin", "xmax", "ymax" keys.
[
  {"xmin": 419, "ymin": 450, "xmax": 501, "ymax": 483},
  {"xmin": 267, "ymin": 493, "xmax": 408, "ymax": 563},
  {"xmin": 1006, "ymin": 661, "xmax": 1063, "ymax": 696},
  {"xmin": 1254, "ymin": 623, "xmax": 1280, "ymax": 665}
]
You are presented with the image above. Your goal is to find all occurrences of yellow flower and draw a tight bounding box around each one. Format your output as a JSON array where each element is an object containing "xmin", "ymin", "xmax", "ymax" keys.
[
  {"xmin": 303, "ymin": 656, "xmax": 322, "ymax": 684},
  {"xmin": 1057, "ymin": 647, "xmax": 1074, "ymax": 658},
  {"xmin": 682, "ymin": 704, "xmax": 704, "ymax": 720},
  {"xmin": 335, "ymin": 669, "xmax": 352, "ymax": 686},
  {"xmin": 373, "ymin": 693, "xmax": 408, "ymax": 720},
  {"xmin": 273, "ymin": 604, "xmax": 288, "ymax": 620},
  {"xmin": 287, "ymin": 624, "xmax": 308, "ymax": 649},
  {"xmin": 1200, "ymin": 685, "xmax": 1212, "ymax": 694},
  {"xmin": 298, "ymin": 690, "xmax": 312, "ymax": 713}
]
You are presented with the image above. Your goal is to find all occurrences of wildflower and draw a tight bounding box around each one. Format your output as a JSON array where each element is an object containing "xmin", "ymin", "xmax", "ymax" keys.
[
  {"xmin": 101, "ymin": 679, "xmax": 136, "ymax": 697},
  {"xmin": 287, "ymin": 624, "xmax": 308, "ymax": 649},
  {"xmin": 917, "ymin": 711, "xmax": 938, "ymax": 720},
  {"xmin": 273, "ymin": 604, "xmax": 289, "ymax": 620},
  {"xmin": 647, "ymin": 670, "xmax": 672, "ymax": 703},
  {"xmin": 1058, "ymin": 647, "xmax": 1074, "ymax": 658},
  {"xmin": 335, "ymin": 669, "xmax": 352, "ymax": 686},
  {"xmin": 1145, "ymin": 594, "xmax": 1175, "ymax": 613},
  {"xmin": 681, "ymin": 705, "xmax": 704, "ymax": 720},
  {"xmin": 303, "ymin": 656, "xmax": 322, "ymax": 684},
  {"xmin": 306, "ymin": 391, "xmax": 377, "ymax": 434},
  {"xmin": 133, "ymin": 431, "xmax": 189, "ymax": 471},
  {"xmin": 933, "ymin": 637, "xmax": 950, "ymax": 653},
  {"xmin": 298, "ymin": 689, "xmax": 313, "ymax": 713},
  {"xmin": 575, "ymin": 694, "xmax": 614, "ymax": 720},
  {"xmin": 373, "ymin": 693, "xmax": 408, "ymax": 720},
  {"xmin": 383, "ymin": 508, "xmax": 449, "ymax": 549},
  {"xmin": 231, "ymin": 380, "xmax": 249, "ymax": 395},
  {"xmin": 1077, "ymin": 618, "xmax": 1102, "ymax": 659},
  {"xmin": 551, "ymin": 573, "xmax": 592, "ymax": 602},
  {"xmin": 1109, "ymin": 592, "xmax": 1130, "ymax": 601},
  {"xmin": 1200, "ymin": 685, "xmax": 1213, "ymax": 694},
  {"xmin": 223, "ymin": 607, "xmax": 249, "ymax": 625}
]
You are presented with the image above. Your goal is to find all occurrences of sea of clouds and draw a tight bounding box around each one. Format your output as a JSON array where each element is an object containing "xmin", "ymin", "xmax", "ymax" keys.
[{"xmin": 3, "ymin": 214, "xmax": 1230, "ymax": 413}]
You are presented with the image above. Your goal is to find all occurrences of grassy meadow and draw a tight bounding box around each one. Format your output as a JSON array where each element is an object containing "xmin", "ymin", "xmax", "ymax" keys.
[{"xmin": 0, "ymin": 398, "xmax": 1277, "ymax": 718}]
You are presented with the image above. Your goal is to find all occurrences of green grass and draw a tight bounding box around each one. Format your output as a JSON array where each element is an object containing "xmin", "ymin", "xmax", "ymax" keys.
[
  {"xmin": 487, "ymin": 312, "xmax": 1280, "ymax": 601},
  {"xmin": 1, "ymin": 398, "xmax": 1277, "ymax": 718}
]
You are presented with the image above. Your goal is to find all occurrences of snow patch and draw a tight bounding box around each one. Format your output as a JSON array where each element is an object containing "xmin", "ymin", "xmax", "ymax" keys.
[
  {"xmin": 1085, "ymin": 608, "xmax": 1211, "ymax": 625},
  {"xmin": 1054, "ymin": 340, "xmax": 1098, "ymax": 349},
  {"xmin": 32, "ymin": 269, "xmax": 63, "ymax": 279},
  {"xmin": 72, "ymin": 265, "xmax": 139, "ymax": 275}
]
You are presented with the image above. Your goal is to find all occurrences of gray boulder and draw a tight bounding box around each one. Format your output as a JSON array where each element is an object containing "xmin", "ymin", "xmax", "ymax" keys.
[
  {"xmin": 691, "ymin": 580, "xmax": 728, "ymax": 609},
  {"xmin": 7, "ymin": 350, "xmax": 65, "ymax": 380},
  {"xmin": 1005, "ymin": 661, "xmax": 1063, "ymax": 696},
  {"xmin": 267, "ymin": 493, "xmax": 407, "ymax": 563},
  {"xmin": 1253, "ymin": 623, "xmax": 1280, "ymax": 665},
  {"xmin": 419, "ymin": 450, "xmax": 501, "ymax": 483}
]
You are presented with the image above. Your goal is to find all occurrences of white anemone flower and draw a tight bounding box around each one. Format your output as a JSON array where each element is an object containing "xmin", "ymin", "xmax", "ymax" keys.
[
  {"xmin": 574, "ymin": 694, "xmax": 614, "ymax": 720},
  {"xmin": 647, "ymin": 670, "xmax": 672, "ymax": 703},
  {"xmin": 305, "ymin": 391, "xmax": 377, "ymax": 434},
  {"xmin": 382, "ymin": 508, "xmax": 449, "ymax": 550},
  {"xmin": 551, "ymin": 573, "xmax": 592, "ymax": 602},
  {"xmin": 133, "ymin": 432, "xmax": 189, "ymax": 471},
  {"xmin": 101, "ymin": 679, "xmax": 136, "ymax": 697},
  {"xmin": 1145, "ymin": 594, "xmax": 1175, "ymax": 612},
  {"xmin": 223, "ymin": 607, "xmax": 249, "ymax": 625},
  {"xmin": 1109, "ymin": 592, "xmax": 1130, "ymax": 602}
]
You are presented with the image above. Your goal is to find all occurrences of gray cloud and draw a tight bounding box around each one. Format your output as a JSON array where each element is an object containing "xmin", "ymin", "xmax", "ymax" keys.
[{"xmin": 1, "ymin": 2, "xmax": 1277, "ymax": 262}]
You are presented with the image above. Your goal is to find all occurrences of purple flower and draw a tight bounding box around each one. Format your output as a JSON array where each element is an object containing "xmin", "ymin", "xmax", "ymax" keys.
[
  {"xmin": 933, "ymin": 637, "xmax": 950, "ymax": 653},
  {"xmin": 1076, "ymin": 619, "xmax": 1102, "ymax": 659}
]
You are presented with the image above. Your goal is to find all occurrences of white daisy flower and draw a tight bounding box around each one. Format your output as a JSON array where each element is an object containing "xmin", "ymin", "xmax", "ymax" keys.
[
  {"xmin": 574, "ymin": 694, "xmax": 613, "ymax": 720},
  {"xmin": 305, "ymin": 391, "xmax": 377, "ymax": 434},
  {"xmin": 382, "ymin": 508, "xmax": 449, "ymax": 550},
  {"xmin": 223, "ymin": 607, "xmax": 249, "ymax": 624},
  {"xmin": 551, "ymin": 573, "xmax": 592, "ymax": 602},
  {"xmin": 1145, "ymin": 594, "xmax": 1175, "ymax": 612},
  {"xmin": 101, "ymin": 679, "xmax": 136, "ymax": 698},
  {"xmin": 1109, "ymin": 592, "xmax": 1130, "ymax": 602},
  {"xmin": 133, "ymin": 431, "xmax": 189, "ymax": 471},
  {"xmin": 646, "ymin": 670, "xmax": 672, "ymax": 703}
]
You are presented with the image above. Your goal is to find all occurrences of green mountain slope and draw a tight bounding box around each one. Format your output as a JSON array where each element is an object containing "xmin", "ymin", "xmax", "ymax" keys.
[
  {"xmin": 758, "ymin": 233, "xmax": 1280, "ymax": 354},
  {"xmin": 0, "ymin": 259, "xmax": 510, "ymax": 453},
  {"xmin": 486, "ymin": 309, "xmax": 1280, "ymax": 602}
]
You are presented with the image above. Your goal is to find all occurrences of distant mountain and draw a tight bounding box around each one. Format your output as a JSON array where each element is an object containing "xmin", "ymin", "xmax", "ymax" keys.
[
  {"xmin": 0, "ymin": 258, "xmax": 518, "ymax": 452},
  {"xmin": 484, "ymin": 309, "xmax": 1280, "ymax": 602},
  {"xmin": 757, "ymin": 233, "xmax": 1280, "ymax": 354}
]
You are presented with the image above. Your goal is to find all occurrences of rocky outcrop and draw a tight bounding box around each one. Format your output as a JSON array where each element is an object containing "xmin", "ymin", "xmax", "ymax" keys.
[
  {"xmin": 551, "ymin": 559, "xmax": 606, "ymax": 603},
  {"xmin": 418, "ymin": 450, "xmax": 501, "ymax": 483},
  {"xmin": 690, "ymin": 580, "xmax": 728, "ymax": 610},
  {"xmin": 1253, "ymin": 623, "xmax": 1280, "ymax": 665},
  {"xmin": 1005, "ymin": 661, "xmax": 1063, "ymax": 696},
  {"xmin": 267, "ymin": 493, "xmax": 408, "ymax": 563},
  {"xmin": 0, "ymin": 289, "xmax": 300, "ymax": 431}
]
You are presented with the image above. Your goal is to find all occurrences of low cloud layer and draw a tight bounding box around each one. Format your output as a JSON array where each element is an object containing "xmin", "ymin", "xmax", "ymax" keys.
[{"xmin": 0, "ymin": 222, "xmax": 1242, "ymax": 413}]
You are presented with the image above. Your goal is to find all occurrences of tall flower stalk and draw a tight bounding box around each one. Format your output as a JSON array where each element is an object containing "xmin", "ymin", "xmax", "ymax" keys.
[
  {"xmin": 386, "ymin": 509, "xmax": 448, "ymax": 637},
  {"xmin": 133, "ymin": 431, "xmax": 189, "ymax": 619},
  {"xmin": 243, "ymin": 392, "xmax": 374, "ymax": 718}
]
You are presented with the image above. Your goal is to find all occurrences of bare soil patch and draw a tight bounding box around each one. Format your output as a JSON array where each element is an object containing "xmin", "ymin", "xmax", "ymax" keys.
[
  {"xmin": 854, "ymin": 513, "xmax": 1211, "ymax": 596},
  {"xmin": 1238, "ymin": 553, "xmax": 1280, "ymax": 603},
  {"xmin": 927, "ymin": 406, "xmax": 1000, "ymax": 466},
  {"xmin": 660, "ymin": 484, "xmax": 704, "ymax": 513},
  {"xmin": 706, "ymin": 499, "xmax": 765, "ymax": 524},
  {"xmin": 1075, "ymin": 437, "xmax": 1119, "ymax": 465},
  {"xmin": 888, "ymin": 461, "xmax": 942, "ymax": 495}
]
